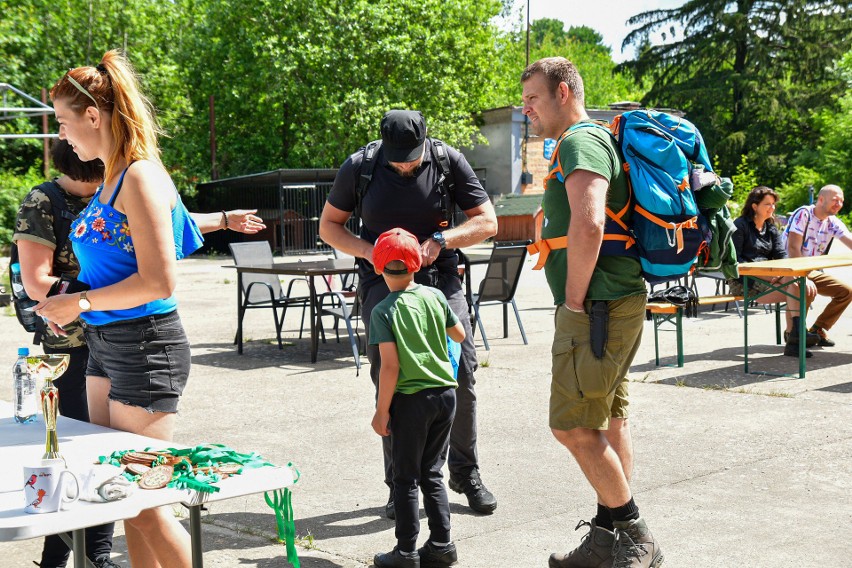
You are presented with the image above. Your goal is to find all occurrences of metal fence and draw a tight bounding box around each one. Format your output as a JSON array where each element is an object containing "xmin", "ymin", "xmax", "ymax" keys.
[{"xmin": 196, "ymin": 167, "xmax": 487, "ymax": 256}]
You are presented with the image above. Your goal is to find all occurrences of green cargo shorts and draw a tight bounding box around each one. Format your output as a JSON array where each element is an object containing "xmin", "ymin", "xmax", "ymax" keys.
[{"xmin": 550, "ymin": 293, "xmax": 646, "ymax": 432}]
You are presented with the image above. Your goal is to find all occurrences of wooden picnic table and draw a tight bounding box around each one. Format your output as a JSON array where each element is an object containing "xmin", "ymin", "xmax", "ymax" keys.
[{"xmin": 738, "ymin": 255, "xmax": 852, "ymax": 378}]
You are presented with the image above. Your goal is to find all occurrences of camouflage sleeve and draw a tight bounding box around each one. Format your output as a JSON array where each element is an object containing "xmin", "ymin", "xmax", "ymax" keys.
[{"xmin": 13, "ymin": 188, "xmax": 57, "ymax": 250}]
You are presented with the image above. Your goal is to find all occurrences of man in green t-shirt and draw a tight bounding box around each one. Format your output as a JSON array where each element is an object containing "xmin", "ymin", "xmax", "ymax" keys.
[
  {"xmin": 521, "ymin": 57, "xmax": 664, "ymax": 568},
  {"xmin": 369, "ymin": 228, "xmax": 467, "ymax": 568}
]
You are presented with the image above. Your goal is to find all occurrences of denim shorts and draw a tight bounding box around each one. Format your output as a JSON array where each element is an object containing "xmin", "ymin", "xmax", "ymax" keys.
[{"xmin": 83, "ymin": 310, "xmax": 191, "ymax": 413}]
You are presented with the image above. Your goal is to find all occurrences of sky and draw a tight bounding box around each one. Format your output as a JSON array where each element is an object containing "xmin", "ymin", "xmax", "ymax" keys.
[{"xmin": 518, "ymin": 0, "xmax": 688, "ymax": 62}]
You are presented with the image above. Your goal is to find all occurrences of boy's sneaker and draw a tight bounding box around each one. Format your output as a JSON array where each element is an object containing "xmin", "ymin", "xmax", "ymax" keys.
[
  {"xmin": 374, "ymin": 547, "xmax": 420, "ymax": 568},
  {"xmin": 611, "ymin": 518, "xmax": 663, "ymax": 568},
  {"xmin": 783, "ymin": 329, "xmax": 820, "ymax": 347},
  {"xmin": 809, "ymin": 325, "xmax": 836, "ymax": 347},
  {"xmin": 417, "ymin": 541, "xmax": 458, "ymax": 567},
  {"xmin": 93, "ymin": 556, "xmax": 121, "ymax": 568},
  {"xmin": 549, "ymin": 519, "xmax": 615, "ymax": 567},
  {"xmin": 448, "ymin": 470, "xmax": 497, "ymax": 514}
]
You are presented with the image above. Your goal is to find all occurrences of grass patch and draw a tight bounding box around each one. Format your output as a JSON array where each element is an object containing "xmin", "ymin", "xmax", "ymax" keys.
[
  {"xmin": 296, "ymin": 532, "xmax": 316, "ymax": 549},
  {"xmin": 732, "ymin": 387, "xmax": 793, "ymax": 398}
]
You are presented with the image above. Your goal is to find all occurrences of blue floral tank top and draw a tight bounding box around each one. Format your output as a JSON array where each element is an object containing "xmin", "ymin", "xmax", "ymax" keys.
[{"xmin": 70, "ymin": 164, "xmax": 204, "ymax": 325}]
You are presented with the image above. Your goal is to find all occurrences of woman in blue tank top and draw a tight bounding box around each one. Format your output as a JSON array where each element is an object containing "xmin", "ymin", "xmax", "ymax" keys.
[{"xmin": 35, "ymin": 50, "xmax": 198, "ymax": 567}]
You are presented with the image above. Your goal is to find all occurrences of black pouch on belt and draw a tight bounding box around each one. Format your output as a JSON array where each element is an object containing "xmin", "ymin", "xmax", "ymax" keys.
[{"xmin": 589, "ymin": 300, "xmax": 609, "ymax": 359}]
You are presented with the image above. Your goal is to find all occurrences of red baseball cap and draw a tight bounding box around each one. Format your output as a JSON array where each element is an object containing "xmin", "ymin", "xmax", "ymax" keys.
[{"xmin": 373, "ymin": 228, "xmax": 422, "ymax": 275}]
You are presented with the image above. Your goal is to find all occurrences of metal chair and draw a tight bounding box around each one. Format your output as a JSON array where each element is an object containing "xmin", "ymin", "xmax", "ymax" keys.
[
  {"xmin": 471, "ymin": 241, "xmax": 530, "ymax": 351},
  {"xmin": 229, "ymin": 242, "xmax": 310, "ymax": 352},
  {"xmin": 316, "ymin": 249, "xmax": 363, "ymax": 371}
]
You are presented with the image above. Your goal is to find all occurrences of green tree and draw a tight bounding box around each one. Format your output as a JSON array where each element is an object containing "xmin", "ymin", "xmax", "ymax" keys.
[
  {"xmin": 620, "ymin": 0, "xmax": 852, "ymax": 186},
  {"xmin": 492, "ymin": 16, "xmax": 644, "ymax": 109}
]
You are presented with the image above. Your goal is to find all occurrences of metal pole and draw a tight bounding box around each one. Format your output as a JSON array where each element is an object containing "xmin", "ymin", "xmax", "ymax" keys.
[
  {"xmin": 42, "ymin": 88, "xmax": 50, "ymax": 179},
  {"xmin": 521, "ymin": 0, "xmax": 531, "ymax": 193},
  {"xmin": 209, "ymin": 95, "xmax": 218, "ymax": 180}
]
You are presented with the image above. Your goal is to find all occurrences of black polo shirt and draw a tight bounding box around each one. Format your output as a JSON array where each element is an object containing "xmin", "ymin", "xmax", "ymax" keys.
[{"xmin": 328, "ymin": 138, "xmax": 489, "ymax": 284}]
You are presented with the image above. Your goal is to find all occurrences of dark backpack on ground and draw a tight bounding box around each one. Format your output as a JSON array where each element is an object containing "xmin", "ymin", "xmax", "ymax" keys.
[
  {"xmin": 9, "ymin": 181, "xmax": 76, "ymax": 344},
  {"xmin": 354, "ymin": 138, "xmax": 456, "ymax": 228}
]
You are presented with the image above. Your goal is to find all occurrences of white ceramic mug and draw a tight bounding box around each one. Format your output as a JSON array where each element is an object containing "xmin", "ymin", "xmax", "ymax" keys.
[{"xmin": 23, "ymin": 461, "xmax": 80, "ymax": 514}]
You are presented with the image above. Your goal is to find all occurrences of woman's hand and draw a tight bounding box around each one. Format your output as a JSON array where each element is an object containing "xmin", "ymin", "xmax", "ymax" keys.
[
  {"xmin": 34, "ymin": 293, "xmax": 83, "ymax": 328},
  {"xmin": 228, "ymin": 209, "xmax": 266, "ymax": 234}
]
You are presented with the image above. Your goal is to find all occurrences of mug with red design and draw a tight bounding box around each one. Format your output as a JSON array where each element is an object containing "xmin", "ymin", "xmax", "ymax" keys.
[{"xmin": 23, "ymin": 460, "xmax": 80, "ymax": 514}]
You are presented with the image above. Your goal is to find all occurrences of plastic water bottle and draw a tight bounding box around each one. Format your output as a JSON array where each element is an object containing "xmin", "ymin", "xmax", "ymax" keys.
[
  {"xmin": 13, "ymin": 347, "xmax": 37, "ymax": 423},
  {"xmin": 10, "ymin": 263, "xmax": 39, "ymax": 330}
]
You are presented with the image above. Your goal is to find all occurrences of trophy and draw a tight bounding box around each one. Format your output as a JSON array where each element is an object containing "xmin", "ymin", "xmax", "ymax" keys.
[{"xmin": 28, "ymin": 354, "xmax": 70, "ymax": 460}]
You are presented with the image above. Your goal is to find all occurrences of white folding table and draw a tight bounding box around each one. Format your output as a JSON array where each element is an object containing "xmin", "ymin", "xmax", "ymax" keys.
[{"xmin": 0, "ymin": 402, "xmax": 296, "ymax": 568}]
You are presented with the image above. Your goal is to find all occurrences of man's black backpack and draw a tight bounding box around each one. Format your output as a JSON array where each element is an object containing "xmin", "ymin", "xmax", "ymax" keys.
[
  {"xmin": 9, "ymin": 181, "xmax": 76, "ymax": 344},
  {"xmin": 354, "ymin": 138, "xmax": 457, "ymax": 228}
]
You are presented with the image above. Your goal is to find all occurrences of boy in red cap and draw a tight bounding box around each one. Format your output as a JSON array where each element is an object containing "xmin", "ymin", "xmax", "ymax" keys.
[{"xmin": 370, "ymin": 227, "xmax": 466, "ymax": 568}]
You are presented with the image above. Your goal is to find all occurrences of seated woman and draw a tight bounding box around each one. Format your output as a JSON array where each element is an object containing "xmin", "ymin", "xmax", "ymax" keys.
[{"xmin": 729, "ymin": 186, "xmax": 817, "ymax": 357}]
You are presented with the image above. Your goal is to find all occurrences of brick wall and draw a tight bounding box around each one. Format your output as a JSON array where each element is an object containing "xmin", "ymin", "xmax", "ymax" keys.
[{"xmin": 522, "ymin": 137, "xmax": 550, "ymax": 195}]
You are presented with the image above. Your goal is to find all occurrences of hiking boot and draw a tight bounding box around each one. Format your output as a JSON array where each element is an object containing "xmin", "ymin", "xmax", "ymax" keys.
[
  {"xmin": 417, "ymin": 541, "xmax": 458, "ymax": 567},
  {"xmin": 92, "ymin": 556, "xmax": 121, "ymax": 568},
  {"xmin": 385, "ymin": 489, "xmax": 395, "ymax": 520},
  {"xmin": 809, "ymin": 325, "xmax": 835, "ymax": 347},
  {"xmin": 783, "ymin": 329, "xmax": 820, "ymax": 347},
  {"xmin": 611, "ymin": 518, "xmax": 663, "ymax": 568},
  {"xmin": 549, "ymin": 519, "xmax": 615, "ymax": 568},
  {"xmin": 374, "ymin": 547, "xmax": 420, "ymax": 568},
  {"xmin": 448, "ymin": 470, "xmax": 497, "ymax": 514},
  {"xmin": 784, "ymin": 342, "xmax": 813, "ymax": 358}
]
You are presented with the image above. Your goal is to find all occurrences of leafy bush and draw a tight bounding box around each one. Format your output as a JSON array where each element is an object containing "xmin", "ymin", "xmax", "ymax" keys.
[
  {"xmin": 730, "ymin": 154, "xmax": 759, "ymax": 206},
  {"xmin": 0, "ymin": 166, "xmax": 46, "ymax": 251},
  {"xmin": 776, "ymin": 166, "xmax": 825, "ymax": 215}
]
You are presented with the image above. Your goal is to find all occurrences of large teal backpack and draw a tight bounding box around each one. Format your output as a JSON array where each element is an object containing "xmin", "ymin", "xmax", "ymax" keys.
[{"xmin": 530, "ymin": 110, "xmax": 715, "ymax": 284}]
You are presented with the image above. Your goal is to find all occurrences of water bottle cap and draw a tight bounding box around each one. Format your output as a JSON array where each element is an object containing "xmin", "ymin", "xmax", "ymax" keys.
[{"xmin": 17, "ymin": 347, "xmax": 29, "ymax": 356}]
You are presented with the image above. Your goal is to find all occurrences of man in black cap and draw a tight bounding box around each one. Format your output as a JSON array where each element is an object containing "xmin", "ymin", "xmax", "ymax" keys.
[{"xmin": 320, "ymin": 110, "xmax": 499, "ymax": 519}]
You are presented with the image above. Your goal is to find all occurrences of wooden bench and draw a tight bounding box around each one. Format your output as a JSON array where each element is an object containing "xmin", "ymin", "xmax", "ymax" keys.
[{"xmin": 647, "ymin": 295, "xmax": 745, "ymax": 367}]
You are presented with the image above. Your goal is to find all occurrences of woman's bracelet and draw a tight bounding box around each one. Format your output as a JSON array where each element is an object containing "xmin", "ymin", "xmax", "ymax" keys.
[{"xmin": 221, "ymin": 210, "xmax": 229, "ymax": 230}]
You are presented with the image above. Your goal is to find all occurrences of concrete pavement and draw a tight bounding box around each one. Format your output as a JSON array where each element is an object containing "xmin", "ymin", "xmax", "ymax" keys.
[{"xmin": 1, "ymin": 247, "xmax": 850, "ymax": 567}]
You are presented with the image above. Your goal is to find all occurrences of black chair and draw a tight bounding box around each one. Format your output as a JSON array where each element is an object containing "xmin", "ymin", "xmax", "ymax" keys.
[
  {"xmin": 316, "ymin": 249, "xmax": 363, "ymax": 372},
  {"xmin": 229, "ymin": 242, "xmax": 310, "ymax": 352},
  {"xmin": 471, "ymin": 241, "xmax": 531, "ymax": 351}
]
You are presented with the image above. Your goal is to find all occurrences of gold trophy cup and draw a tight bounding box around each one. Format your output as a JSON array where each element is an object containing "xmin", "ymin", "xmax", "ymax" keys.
[{"xmin": 28, "ymin": 354, "xmax": 70, "ymax": 460}]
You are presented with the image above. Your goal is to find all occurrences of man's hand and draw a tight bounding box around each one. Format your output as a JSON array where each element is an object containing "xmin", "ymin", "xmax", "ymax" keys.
[{"xmin": 372, "ymin": 410, "xmax": 391, "ymax": 436}]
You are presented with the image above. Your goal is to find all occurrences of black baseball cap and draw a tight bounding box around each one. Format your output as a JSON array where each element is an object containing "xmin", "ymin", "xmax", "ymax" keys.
[{"xmin": 380, "ymin": 110, "xmax": 427, "ymax": 163}]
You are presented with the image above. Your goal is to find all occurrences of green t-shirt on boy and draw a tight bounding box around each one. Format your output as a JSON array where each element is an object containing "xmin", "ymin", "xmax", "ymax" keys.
[{"xmin": 369, "ymin": 285, "xmax": 459, "ymax": 394}]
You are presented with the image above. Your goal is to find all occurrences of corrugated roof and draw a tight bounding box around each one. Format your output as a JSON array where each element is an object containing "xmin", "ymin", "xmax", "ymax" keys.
[{"xmin": 493, "ymin": 194, "xmax": 542, "ymax": 217}]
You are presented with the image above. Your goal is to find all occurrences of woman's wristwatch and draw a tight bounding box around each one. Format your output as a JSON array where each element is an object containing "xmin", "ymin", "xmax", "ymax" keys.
[{"xmin": 78, "ymin": 291, "xmax": 92, "ymax": 312}]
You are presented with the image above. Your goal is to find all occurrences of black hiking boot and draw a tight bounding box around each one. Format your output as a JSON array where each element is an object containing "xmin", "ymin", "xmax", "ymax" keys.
[{"xmin": 448, "ymin": 470, "xmax": 497, "ymax": 514}]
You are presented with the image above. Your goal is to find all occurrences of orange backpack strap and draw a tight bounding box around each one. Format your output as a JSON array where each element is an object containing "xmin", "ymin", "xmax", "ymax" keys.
[{"xmin": 527, "ymin": 236, "xmax": 568, "ymax": 270}]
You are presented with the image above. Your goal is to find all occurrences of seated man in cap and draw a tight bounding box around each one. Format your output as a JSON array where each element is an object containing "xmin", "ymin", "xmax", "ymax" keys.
[
  {"xmin": 320, "ymin": 110, "xmax": 498, "ymax": 517},
  {"xmin": 370, "ymin": 227, "xmax": 466, "ymax": 568}
]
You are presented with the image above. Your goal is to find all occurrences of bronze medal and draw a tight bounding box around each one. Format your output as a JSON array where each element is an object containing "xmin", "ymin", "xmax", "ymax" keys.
[
  {"xmin": 138, "ymin": 465, "xmax": 174, "ymax": 490},
  {"xmin": 125, "ymin": 463, "xmax": 151, "ymax": 476}
]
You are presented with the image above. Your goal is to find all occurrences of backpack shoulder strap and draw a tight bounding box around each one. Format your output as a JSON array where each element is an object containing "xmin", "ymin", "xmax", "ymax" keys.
[
  {"xmin": 430, "ymin": 139, "xmax": 456, "ymax": 228},
  {"xmin": 38, "ymin": 181, "xmax": 75, "ymax": 260},
  {"xmin": 354, "ymin": 140, "xmax": 382, "ymax": 222}
]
